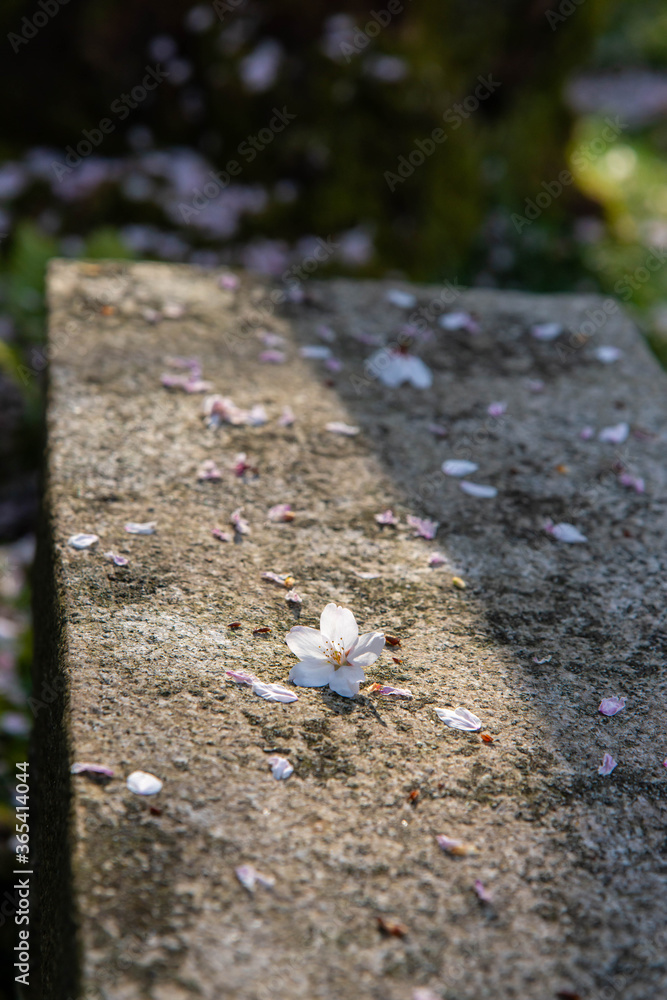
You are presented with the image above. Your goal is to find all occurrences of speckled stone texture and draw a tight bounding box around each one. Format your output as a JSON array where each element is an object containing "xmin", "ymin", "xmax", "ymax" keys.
[{"xmin": 34, "ymin": 260, "xmax": 667, "ymax": 1000}]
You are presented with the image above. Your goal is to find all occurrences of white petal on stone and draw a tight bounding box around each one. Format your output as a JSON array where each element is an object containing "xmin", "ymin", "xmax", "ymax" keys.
[
  {"xmin": 286, "ymin": 625, "xmax": 327, "ymax": 659},
  {"xmin": 320, "ymin": 603, "xmax": 359, "ymax": 650},
  {"xmin": 459, "ymin": 481, "xmax": 497, "ymax": 498},
  {"xmin": 435, "ymin": 707, "xmax": 482, "ymax": 731},
  {"xmin": 68, "ymin": 533, "xmax": 99, "ymax": 549},
  {"xmin": 599, "ymin": 422, "xmax": 629, "ymax": 444},
  {"xmin": 407, "ymin": 515, "xmax": 439, "ymax": 539},
  {"xmin": 226, "ymin": 670, "xmax": 256, "ymax": 686},
  {"xmin": 278, "ymin": 405, "xmax": 295, "ymax": 426},
  {"xmin": 442, "ymin": 459, "xmax": 478, "ymax": 477},
  {"xmin": 288, "ymin": 658, "xmax": 334, "ymax": 688},
  {"xmin": 386, "ymin": 288, "xmax": 416, "ymax": 308},
  {"xmin": 352, "ymin": 570, "xmax": 381, "ymax": 579},
  {"xmin": 268, "ymin": 755, "xmax": 293, "ymax": 780},
  {"xmin": 599, "ymin": 696, "xmax": 626, "ymax": 717},
  {"xmin": 104, "ymin": 551, "xmax": 129, "ymax": 566},
  {"xmin": 598, "ymin": 753, "xmax": 618, "ymax": 775},
  {"xmin": 325, "ymin": 421, "xmax": 360, "ymax": 436},
  {"xmin": 531, "ymin": 321, "xmax": 563, "ymax": 341},
  {"xmin": 438, "ymin": 311, "xmax": 476, "ymax": 332},
  {"xmin": 436, "ymin": 834, "xmax": 477, "ymax": 855},
  {"xmin": 71, "ymin": 762, "xmax": 114, "ymax": 777},
  {"xmin": 285, "ymin": 589, "xmax": 302, "ymax": 604},
  {"xmin": 372, "ymin": 685, "xmax": 413, "ymax": 699},
  {"xmin": 299, "ymin": 345, "xmax": 332, "ymax": 360},
  {"xmin": 428, "ymin": 553, "xmax": 447, "ymax": 567},
  {"xmin": 124, "ymin": 522, "xmax": 157, "ymax": 535},
  {"xmin": 235, "ymin": 864, "xmax": 275, "ymax": 891},
  {"xmin": 487, "ymin": 401, "xmax": 507, "ymax": 418},
  {"xmin": 262, "ymin": 571, "xmax": 292, "ymax": 586},
  {"xmin": 252, "ymin": 681, "xmax": 298, "ymax": 703},
  {"xmin": 546, "ymin": 521, "xmax": 587, "ymax": 543},
  {"xmin": 370, "ymin": 351, "xmax": 433, "ymax": 389},
  {"xmin": 375, "ymin": 509, "xmax": 399, "ymax": 525},
  {"xmin": 328, "ymin": 663, "xmax": 365, "ymax": 698},
  {"xmin": 126, "ymin": 770, "xmax": 163, "ymax": 795},
  {"xmin": 594, "ymin": 345, "xmax": 622, "ymax": 363},
  {"xmin": 230, "ymin": 508, "xmax": 250, "ymax": 534}
]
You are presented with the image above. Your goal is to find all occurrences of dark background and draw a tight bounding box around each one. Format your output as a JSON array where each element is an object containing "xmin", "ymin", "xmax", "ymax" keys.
[{"xmin": 1, "ymin": 1, "xmax": 667, "ymax": 995}]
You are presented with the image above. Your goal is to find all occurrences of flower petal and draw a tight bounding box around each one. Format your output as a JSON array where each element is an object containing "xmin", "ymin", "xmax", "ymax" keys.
[
  {"xmin": 348, "ymin": 630, "xmax": 385, "ymax": 667},
  {"xmin": 328, "ymin": 664, "xmax": 365, "ymax": 698},
  {"xmin": 319, "ymin": 604, "xmax": 358, "ymax": 650},
  {"xmin": 288, "ymin": 658, "xmax": 334, "ymax": 688},
  {"xmin": 599, "ymin": 696, "xmax": 626, "ymax": 717},
  {"xmin": 268, "ymin": 755, "xmax": 293, "ymax": 779},
  {"xmin": 252, "ymin": 681, "xmax": 298, "ymax": 703},
  {"xmin": 442, "ymin": 459, "xmax": 478, "ymax": 477},
  {"xmin": 126, "ymin": 770, "xmax": 163, "ymax": 795},
  {"xmin": 435, "ymin": 707, "xmax": 482, "ymax": 731},
  {"xmin": 460, "ymin": 481, "xmax": 498, "ymax": 498},
  {"xmin": 285, "ymin": 625, "xmax": 327, "ymax": 659},
  {"xmin": 598, "ymin": 753, "xmax": 617, "ymax": 775}
]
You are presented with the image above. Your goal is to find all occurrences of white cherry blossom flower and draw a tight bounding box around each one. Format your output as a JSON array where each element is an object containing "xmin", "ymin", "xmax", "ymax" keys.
[
  {"xmin": 286, "ymin": 603, "xmax": 385, "ymax": 698},
  {"xmin": 366, "ymin": 348, "xmax": 432, "ymax": 389}
]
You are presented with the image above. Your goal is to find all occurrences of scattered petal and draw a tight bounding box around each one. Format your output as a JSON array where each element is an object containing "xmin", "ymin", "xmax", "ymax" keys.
[
  {"xmin": 413, "ymin": 990, "xmax": 441, "ymax": 1000},
  {"xmin": 618, "ymin": 472, "xmax": 645, "ymax": 494},
  {"xmin": 353, "ymin": 570, "xmax": 380, "ymax": 579},
  {"xmin": 233, "ymin": 453, "xmax": 256, "ymax": 478},
  {"xmin": 460, "ymin": 481, "xmax": 497, "ymax": 498},
  {"xmin": 226, "ymin": 669, "xmax": 257, "ymax": 686},
  {"xmin": 442, "ymin": 459, "xmax": 478, "ymax": 477},
  {"xmin": 436, "ymin": 834, "xmax": 477, "ymax": 856},
  {"xmin": 268, "ymin": 503, "xmax": 295, "ymax": 522},
  {"xmin": 474, "ymin": 880, "xmax": 493, "ymax": 903},
  {"xmin": 599, "ymin": 696, "xmax": 626, "ymax": 717},
  {"xmin": 435, "ymin": 707, "xmax": 482, "ymax": 731},
  {"xmin": 230, "ymin": 508, "xmax": 250, "ymax": 535},
  {"xmin": 124, "ymin": 522, "xmax": 156, "ymax": 535},
  {"xmin": 126, "ymin": 770, "xmax": 163, "ymax": 795},
  {"xmin": 161, "ymin": 373, "xmax": 212, "ymax": 393},
  {"xmin": 599, "ymin": 422, "xmax": 629, "ymax": 444},
  {"xmin": 300, "ymin": 345, "xmax": 332, "ymax": 360},
  {"xmin": 452, "ymin": 576, "xmax": 467, "ymax": 589},
  {"xmin": 527, "ymin": 379, "xmax": 545, "ymax": 393},
  {"xmin": 71, "ymin": 762, "xmax": 114, "ymax": 778},
  {"xmin": 375, "ymin": 509, "xmax": 399, "ymax": 526},
  {"xmin": 68, "ymin": 533, "xmax": 99, "ymax": 550},
  {"xmin": 252, "ymin": 681, "xmax": 298, "ymax": 703},
  {"xmin": 594, "ymin": 345, "xmax": 622, "ymax": 363},
  {"xmin": 407, "ymin": 515, "xmax": 439, "ymax": 540},
  {"xmin": 262, "ymin": 571, "xmax": 294, "ymax": 587},
  {"xmin": 162, "ymin": 302, "xmax": 185, "ymax": 319},
  {"xmin": 386, "ymin": 288, "xmax": 416, "ymax": 309},
  {"xmin": 325, "ymin": 421, "xmax": 359, "ymax": 436},
  {"xmin": 235, "ymin": 864, "xmax": 275, "ymax": 892},
  {"xmin": 487, "ymin": 401, "xmax": 507, "ymax": 418},
  {"xmin": 428, "ymin": 553, "xmax": 446, "ymax": 566},
  {"xmin": 258, "ymin": 330, "xmax": 285, "ymax": 348},
  {"xmin": 579, "ymin": 426, "xmax": 595, "ymax": 440},
  {"xmin": 545, "ymin": 520, "xmax": 587, "ymax": 543},
  {"xmin": 104, "ymin": 551, "xmax": 129, "ymax": 566},
  {"xmin": 369, "ymin": 684, "xmax": 413, "ymax": 699},
  {"xmin": 259, "ymin": 349, "xmax": 286, "ymax": 364},
  {"xmin": 366, "ymin": 349, "xmax": 433, "ymax": 389},
  {"xmin": 531, "ymin": 321, "xmax": 562, "ymax": 341},
  {"xmin": 197, "ymin": 459, "xmax": 222, "ymax": 481},
  {"xmin": 438, "ymin": 311, "xmax": 480, "ymax": 334},
  {"xmin": 218, "ymin": 272, "xmax": 239, "ymax": 290},
  {"xmin": 212, "ymin": 528, "xmax": 232, "ymax": 542},
  {"xmin": 278, "ymin": 406, "xmax": 295, "ymax": 427},
  {"xmin": 325, "ymin": 357, "xmax": 343, "ymax": 372},
  {"xmin": 316, "ymin": 324, "xmax": 336, "ymax": 342},
  {"xmin": 247, "ymin": 404, "xmax": 267, "ymax": 426},
  {"xmin": 598, "ymin": 753, "xmax": 617, "ymax": 775},
  {"xmin": 268, "ymin": 755, "xmax": 293, "ymax": 779},
  {"xmin": 285, "ymin": 589, "xmax": 302, "ymax": 604},
  {"xmin": 427, "ymin": 422, "xmax": 448, "ymax": 438},
  {"xmin": 533, "ymin": 655, "xmax": 552, "ymax": 664}
]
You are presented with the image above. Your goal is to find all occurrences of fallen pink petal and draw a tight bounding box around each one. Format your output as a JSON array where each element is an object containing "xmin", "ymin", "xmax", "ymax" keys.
[
  {"xmin": 71, "ymin": 762, "xmax": 115, "ymax": 778},
  {"xmin": 325, "ymin": 421, "xmax": 360, "ymax": 436},
  {"xmin": 375, "ymin": 509, "xmax": 399, "ymax": 526},
  {"xmin": 162, "ymin": 302, "xmax": 185, "ymax": 319},
  {"xmin": 325, "ymin": 357, "xmax": 343, "ymax": 372},
  {"xmin": 218, "ymin": 272, "xmax": 239, "ymax": 290},
  {"xmin": 618, "ymin": 472, "xmax": 645, "ymax": 494},
  {"xmin": 126, "ymin": 770, "xmax": 163, "ymax": 795},
  {"xmin": 278, "ymin": 406, "xmax": 295, "ymax": 427},
  {"xmin": 428, "ymin": 553, "xmax": 446, "ymax": 567},
  {"xmin": 268, "ymin": 755, "xmax": 294, "ymax": 779},
  {"xmin": 353, "ymin": 570, "xmax": 381, "ymax": 579},
  {"xmin": 197, "ymin": 459, "xmax": 222, "ymax": 481},
  {"xmin": 259, "ymin": 349, "xmax": 286, "ymax": 364},
  {"xmin": 599, "ymin": 422, "xmax": 629, "ymax": 444},
  {"xmin": 230, "ymin": 508, "xmax": 250, "ymax": 535},
  {"xmin": 104, "ymin": 551, "xmax": 129, "ymax": 567},
  {"xmin": 438, "ymin": 311, "xmax": 479, "ymax": 334},
  {"xmin": 442, "ymin": 459, "xmax": 478, "ymax": 477},
  {"xmin": 412, "ymin": 990, "xmax": 441, "ymax": 1000},
  {"xmin": 527, "ymin": 379, "xmax": 545, "ymax": 393},
  {"xmin": 598, "ymin": 753, "xmax": 618, "ymax": 775},
  {"xmin": 300, "ymin": 345, "xmax": 332, "ymax": 360},
  {"xmin": 599, "ymin": 696, "xmax": 626, "ymax": 716},
  {"xmin": 436, "ymin": 834, "xmax": 477, "ymax": 856},
  {"xmin": 233, "ymin": 453, "xmax": 256, "ymax": 478},
  {"xmin": 579, "ymin": 425, "xmax": 595, "ymax": 440},
  {"xmin": 435, "ymin": 707, "xmax": 482, "ymax": 731},
  {"xmin": 487, "ymin": 401, "xmax": 507, "ymax": 418},
  {"xmin": 68, "ymin": 533, "xmax": 99, "ymax": 550},
  {"xmin": 531, "ymin": 321, "xmax": 563, "ymax": 341},
  {"xmin": 371, "ymin": 685, "xmax": 413, "ymax": 699},
  {"xmin": 262, "ymin": 571, "xmax": 293, "ymax": 587},
  {"xmin": 226, "ymin": 670, "xmax": 257, "ymax": 686},
  {"xmin": 268, "ymin": 504, "xmax": 294, "ymax": 522},
  {"xmin": 235, "ymin": 864, "xmax": 275, "ymax": 892},
  {"xmin": 366, "ymin": 348, "xmax": 433, "ymax": 389},
  {"xmin": 386, "ymin": 288, "xmax": 416, "ymax": 308},
  {"xmin": 407, "ymin": 515, "xmax": 439, "ymax": 540},
  {"xmin": 258, "ymin": 331, "xmax": 285, "ymax": 348},
  {"xmin": 474, "ymin": 880, "xmax": 493, "ymax": 903},
  {"xmin": 460, "ymin": 481, "xmax": 498, "ymax": 499},
  {"xmin": 212, "ymin": 528, "xmax": 232, "ymax": 542},
  {"xmin": 285, "ymin": 589, "xmax": 302, "ymax": 604},
  {"xmin": 252, "ymin": 681, "xmax": 299, "ymax": 703},
  {"xmin": 316, "ymin": 324, "xmax": 336, "ymax": 342},
  {"xmin": 545, "ymin": 520, "xmax": 587, "ymax": 544},
  {"xmin": 124, "ymin": 522, "xmax": 157, "ymax": 535},
  {"xmin": 427, "ymin": 422, "xmax": 448, "ymax": 438}
]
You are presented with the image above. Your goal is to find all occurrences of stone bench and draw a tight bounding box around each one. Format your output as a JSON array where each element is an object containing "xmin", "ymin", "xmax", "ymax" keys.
[{"xmin": 34, "ymin": 260, "xmax": 667, "ymax": 999}]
